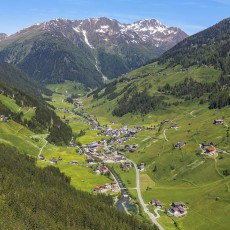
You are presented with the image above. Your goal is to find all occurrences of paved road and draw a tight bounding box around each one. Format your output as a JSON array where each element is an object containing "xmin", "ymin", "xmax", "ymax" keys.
[{"xmin": 132, "ymin": 163, "xmax": 164, "ymax": 230}]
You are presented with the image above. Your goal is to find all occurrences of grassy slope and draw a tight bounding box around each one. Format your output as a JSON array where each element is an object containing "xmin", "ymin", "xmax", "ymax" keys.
[
  {"xmin": 37, "ymin": 144, "xmax": 111, "ymax": 191},
  {"xmin": 81, "ymin": 63, "xmax": 230, "ymax": 229},
  {"xmin": 0, "ymin": 92, "xmax": 111, "ymax": 192},
  {"xmin": 46, "ymin": 81, "xmax": 86, "ymax": 96}
]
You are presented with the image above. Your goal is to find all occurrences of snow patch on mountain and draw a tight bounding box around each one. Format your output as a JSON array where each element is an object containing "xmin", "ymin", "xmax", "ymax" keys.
[
  {"xmin": 82, "ymin": 30, "xmax": 94, "ymax": 48},
  {"xmin": 73, "ymin": 27, "xmax": 80, "ymax": 33}
]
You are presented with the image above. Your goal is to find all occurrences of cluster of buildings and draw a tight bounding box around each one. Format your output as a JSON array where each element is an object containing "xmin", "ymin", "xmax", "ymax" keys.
[
  {"xmin": 82, "ymin": 140, "xmax": 127, "ymax": 163},
  {"xmin": 120, "ymin": 161, "xmax": 133, "ymax": 171},
  {"xmin": 72, "ymin": 99, "xmax": 83, "ymax": 108},
  {"xmin": 149, "ymin": 199, "xmax": 164, "ymax": 208},
  {"xmin": 94, "ymin": 181, "xmax": 119, "ymax": 193},
  {"xmin": 149, "ymin": 199, "xmax": 187, "ymax": 217},
  {"xmin": 201, "ymin": 143, "xmax": 216, "ymax": 155},
  {"xmin": 123, "ymin": 144, "xmax": 139, "ymax": 153},
  {"xmin": 97, "ymin": 125, "xmax": 143, "ymax": 144},
  {"xmin": 93, "ymin": 163, "xmax": 110, "ymax": 175},
  {"xmin": 168, "ymin": 202, "xmax": 187, "ymax": 217}
]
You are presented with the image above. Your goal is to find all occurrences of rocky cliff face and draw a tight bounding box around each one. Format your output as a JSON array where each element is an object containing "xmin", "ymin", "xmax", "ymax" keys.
[{"xmin": 37, "ymin": 17, "xmax": 187, "ymax": 50}]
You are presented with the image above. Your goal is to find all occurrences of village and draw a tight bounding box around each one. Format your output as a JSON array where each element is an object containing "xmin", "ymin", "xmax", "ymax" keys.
[{"xmin": 36, "ymin": 97, "xmax": 229, "ymax": 223}]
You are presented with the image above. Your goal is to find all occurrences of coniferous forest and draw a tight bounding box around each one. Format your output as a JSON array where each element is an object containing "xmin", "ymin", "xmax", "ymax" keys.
[
  {"xmin": 0, "ymin": 144, "xmax": 157, "ymax": 230},
  {"xmin": 0, "ymin": 65, "xmax": 72, "ymax": 146}
]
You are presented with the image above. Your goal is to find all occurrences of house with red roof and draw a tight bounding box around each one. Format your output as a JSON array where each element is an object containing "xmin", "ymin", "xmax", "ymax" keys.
[{"xmin": 206, "ymin": 147, "xmax": 216, "ymax": 154}]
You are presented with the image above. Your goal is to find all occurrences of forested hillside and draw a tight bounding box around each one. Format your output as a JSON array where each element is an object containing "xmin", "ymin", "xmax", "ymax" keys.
[
  {"xmin": 0, "ymin": 62, "xmax": 51, "ymax": 99},
  {"xmin": 0, "ymin": 144, "xmax": 157, "ymax": 230},
  {"xmin": 81, "ymin": 19, "xmax": 230, "ymax": 230},
  {"xmin": 0, "ymin": 62, "xmax": 72, "ymax": 145},
  {"xmin": 159, "ymin": 18, "xmax": 230, "ymax": 74},
  {"xmin": 87, "ymin": 18, "xmax": 230, "ymax": 117}
]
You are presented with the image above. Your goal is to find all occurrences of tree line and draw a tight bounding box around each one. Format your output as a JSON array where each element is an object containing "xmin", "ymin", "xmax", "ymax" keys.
[
  {"xmin": 158, "ymin": 76, "xmax": 230, "ymax": 109},
  {"xmin": 113, "ymin": 89, "xmax": 166, "ymax": 116}
]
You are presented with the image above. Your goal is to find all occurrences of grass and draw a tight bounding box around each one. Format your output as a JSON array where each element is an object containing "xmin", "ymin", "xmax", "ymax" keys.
[
  {"xmin": 46, "ymin": 81, "xmax": 86, "ymax": 96},
  {"xmin": 1, "ymin": 61, "xmax": 229, "ymax": 229},
  {"xmin": 37, "ymin": 143, "xmax": 112, "ymax": 192},
  {"xmin": 22, "ymin": 107, "xmax": 36, "ymax": 121},
  {"xmin": 0, "ymin": 94, "xmax": 21, "ymax": 112},
  {"xmin": 140, "ymin": 173, "xmax": 155, "ymax": 192},
  {"xmin": 48, "ymin": 93, "xmax": 75, "ymax": 109},
  {"xmin": 0, "ymin": 121, "xmax": 40, "ymax": 156},
  {"xmin": 111, "ymin": 163, "xmax": 136, "ymax": 188},
  {"xmin": 80, "ymin": 64, "xmax": 230, "ymax": 229}
]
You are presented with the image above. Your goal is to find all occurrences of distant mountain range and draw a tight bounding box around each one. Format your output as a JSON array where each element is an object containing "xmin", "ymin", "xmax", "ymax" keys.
[
  {"xmin": 0, "ymin": 33, "xmax": 7, "ymax": 41},
  {"xmin": 0, "ymin": 17, "xmax": 187, "ymax": 88}
]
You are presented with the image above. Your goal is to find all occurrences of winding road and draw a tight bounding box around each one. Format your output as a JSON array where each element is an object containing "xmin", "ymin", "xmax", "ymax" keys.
[
  {"xmin": 132, "ymin": 162, "xmax": 164, "ymax": 230},
  {"xmin": 163, "ymin": 129, "xmax": 168, "ymax": 141},
  {"xmin": 38, "ymin": 139, "xmax": 48, "ymax": 158}
]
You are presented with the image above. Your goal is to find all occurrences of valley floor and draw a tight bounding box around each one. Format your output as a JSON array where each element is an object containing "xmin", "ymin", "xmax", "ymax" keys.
[{"xmin": 1, "ymin": 82, "xmax": 230, "ymax": 230}]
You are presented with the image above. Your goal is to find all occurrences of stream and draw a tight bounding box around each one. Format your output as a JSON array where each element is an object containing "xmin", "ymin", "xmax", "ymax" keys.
[{"xmin": 111, "ymin": 168, "xmax": 137, "ymax": 214}]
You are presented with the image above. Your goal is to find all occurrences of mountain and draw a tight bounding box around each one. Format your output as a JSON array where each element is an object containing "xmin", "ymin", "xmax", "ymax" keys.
[
  {"xmin": 88, "ymin": 18, "xmax": 230, "ymax": 116},
  {"xmin": 81, "ymin": 18, "xmax": 230, "ymax": 230},
  {"xmin": 159, "ymin": 18, "xmax": 230, "ymax": 73},
  {"xmin": 0, "ymin": 61, "xmax": 50, "ymax": 99},
  {"xmin": 0, "ymin": 17, "xmax": 187, "ymax": 87},
  {"xmin": 0, "ymin": 33, "xmax": 7, "ymax": 41},
  {"xmin": 0, "ymin": 61, "xmax": 73, "ymax": 145}
]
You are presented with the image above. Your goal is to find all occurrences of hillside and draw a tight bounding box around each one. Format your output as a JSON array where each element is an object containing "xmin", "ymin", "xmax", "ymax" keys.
[
  {"xmin": 0, "ymin": 17, "xmax": 187, "ymax": 87},
  {"xmin": 0, "ymin": 61, "xmax": 51, "ymax": 99},
  {"xmin": 88, "ymin": 18, "xmax": 230, "ymax": 116},
  {"xmin": 0, "ymin": 62, "xmax": 73, "ymax": 146},
  {"xmin": 0, "ymin": 33, "xmax": 7, "ymax": 41},
  {"xmin": 159, "ymin": 18, "xmax": 230, "ymax": 74},
  {"xmin": 80, "ymin": 67, "xmax": 230, "ymax": 230},
  {"xmin": 77, "ymin": 18, "xmax": 230, "ymax": 230},
  {"xmin": 0, "ymin": 144, "xmax": 157, "ymax": 230}
]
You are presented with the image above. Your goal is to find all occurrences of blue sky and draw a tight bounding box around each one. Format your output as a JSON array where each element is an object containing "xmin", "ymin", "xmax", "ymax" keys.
[{"xmin": 0, "ymin": 0, "xmax": 229, "ymax": 35}]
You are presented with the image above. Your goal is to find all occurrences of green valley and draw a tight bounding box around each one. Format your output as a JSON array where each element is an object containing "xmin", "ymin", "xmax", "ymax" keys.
[
  {"xmin": 0, "ymin": 16, "xmax": 230, "ymax": 230},
  {"xmin": 79, "ymin": 63, "xmax": 230, "ymax": 230}
]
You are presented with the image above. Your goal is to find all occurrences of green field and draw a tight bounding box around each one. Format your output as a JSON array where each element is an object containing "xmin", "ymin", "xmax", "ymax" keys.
[
  {"xmin": 0, "ymin": 94, "xmax": 21, "ymax": 112},
  {"xmin": 1, "ymin": 64, "xmax": 229, "ymax": 229},
  {"xmin": 46, "ymin": 81, "xmax": 86, "ymax": 96},
  {"xmin": 111, "ymin": 163, "xmax": 136, "ymax": 188},
  {"xmin": 0, "ymin": 121, "xmax": 41, "ymax": 156},
  {"xmin": 80, "ymin": 64, "xmax": 230, "ymax": 230}
]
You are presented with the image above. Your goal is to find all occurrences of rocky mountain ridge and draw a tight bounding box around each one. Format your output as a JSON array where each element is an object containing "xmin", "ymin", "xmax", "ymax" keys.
[
  {"xmin": 16, "ymin": 17, "xmax": 187, "ymax": 49},
  {"xmin": 0, "ymin": 17, "xmax": 187, "ymax": 87}
]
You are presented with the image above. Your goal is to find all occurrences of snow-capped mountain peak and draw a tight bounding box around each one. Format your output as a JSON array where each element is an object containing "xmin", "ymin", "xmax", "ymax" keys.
[{"xmin": 0, "ymin": 17, "xmax": 187, "ymax": 85}]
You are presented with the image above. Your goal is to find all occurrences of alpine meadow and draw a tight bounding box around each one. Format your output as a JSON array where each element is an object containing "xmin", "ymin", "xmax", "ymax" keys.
[{"xmin": 0, "ymin": 6, "xmax": 229, "ymax": 230}]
